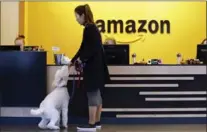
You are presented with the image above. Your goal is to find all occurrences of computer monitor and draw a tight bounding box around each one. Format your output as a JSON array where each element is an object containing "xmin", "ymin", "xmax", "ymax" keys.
[
  {"xmin": 24, "ymin": 46, "xmax": 39, "ymax": 51},
  {"xmin": 197, "ymin": 45, "xmax": 207, "ymax": 64},
  {"xmin": 103, "ymin": 44, "xmax": 129, "ymax": 65},
  {"xmin": 0, "ymin": 45, "xmax": 20, "ymax": 51}
]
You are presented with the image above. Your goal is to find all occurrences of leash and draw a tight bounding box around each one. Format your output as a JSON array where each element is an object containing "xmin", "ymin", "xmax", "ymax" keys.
[
  {"xmin": 70, "ymin": 61, "xmax": 84, "ymax": 102},
  {"xmin": 71, "ymin": 74, "xmax": 76, "ymax": 101},
  {"xmin": 75, "ymin": 61, "xmax": 84, "ymax": 88}
]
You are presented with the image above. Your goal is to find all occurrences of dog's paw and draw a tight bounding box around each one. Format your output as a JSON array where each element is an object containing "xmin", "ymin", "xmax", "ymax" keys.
[
  {"xmin": 47, "ymin": 124, "xmax": 60, "ymax": 130},
  {"xmin": 62, "ymin": 125, "xmax": 68, "ymax": 128},
  {"xmin": 38, "ymin": 124, "xmax": 47, "ymax": 129}
]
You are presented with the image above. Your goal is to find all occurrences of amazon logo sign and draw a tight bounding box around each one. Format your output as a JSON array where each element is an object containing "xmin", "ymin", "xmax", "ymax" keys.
[{"xmin": 95, "ymin": 19, "xmax": 171, "ymax": 43}]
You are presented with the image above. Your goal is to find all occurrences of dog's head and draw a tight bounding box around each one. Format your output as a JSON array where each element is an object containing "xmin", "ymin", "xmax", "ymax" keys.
[{"xmin": 61, "ymin": 56, "xmax": 71, "ymax": 65}]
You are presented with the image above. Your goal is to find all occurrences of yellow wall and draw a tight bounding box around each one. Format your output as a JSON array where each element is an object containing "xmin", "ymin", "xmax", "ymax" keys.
[{"xmin": 24, "ymin": 2, "xmax": 206, "ymax": 64}]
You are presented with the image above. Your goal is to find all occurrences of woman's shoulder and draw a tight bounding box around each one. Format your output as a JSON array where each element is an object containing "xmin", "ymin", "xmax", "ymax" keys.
[
  {"xmin": 85, "ymin": 23, "xmax": 97, "ymax": 30},
  {"xmin": 84, "ymin": 23, "xmax": 99, "ymax": 35}
]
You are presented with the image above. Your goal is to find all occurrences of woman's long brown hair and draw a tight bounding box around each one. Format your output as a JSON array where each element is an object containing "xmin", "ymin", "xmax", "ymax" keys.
[{"xmin": 75, "ymin": 4, "xmax": 94, "ymax": 24}]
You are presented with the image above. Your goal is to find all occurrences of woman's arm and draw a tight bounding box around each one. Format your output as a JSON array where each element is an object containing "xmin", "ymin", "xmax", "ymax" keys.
[
  {"xmin": 80, "ymin": 25, "xmax": 100, "ymax": 62},
  {"xmin": 71, "ymin": 43, "xmax": 83, "ymax": 64}
]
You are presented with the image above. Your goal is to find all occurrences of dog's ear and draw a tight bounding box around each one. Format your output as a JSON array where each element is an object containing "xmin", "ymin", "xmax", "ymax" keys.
[{"xmin": 52, "ymin": 69, "xmax": 62, "ymax": 88}]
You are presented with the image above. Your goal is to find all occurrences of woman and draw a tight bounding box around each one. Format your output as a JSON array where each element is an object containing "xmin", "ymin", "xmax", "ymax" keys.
[
  {"xmin": 70, "ymin": 4, "xmax": 110, "ymax": 132},
  {"xmin": 14, "ymin": 35, "xmax": 25, "ymax": 51}
]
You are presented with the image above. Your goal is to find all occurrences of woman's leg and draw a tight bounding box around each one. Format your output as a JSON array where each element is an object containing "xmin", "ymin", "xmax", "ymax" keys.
[
  {"xmin": 95, "ymin": 90, "xmax": 102, "ymax": 129},
  {"xmin": 95, "ymin": 89, "xmax": 102, "ymax": 123},
  {"xmin": 77, "ymin": 90, "xmax": 100, "ymax": 131},
  {"xmin": 89, "ymin": 106, "xmax": 97, "ymax": 125},
  {"xmin": 89, "ymin": 89, "xmax": 102, "ymax": 124},
  {"xmin": 88, "ymin": 90, "xmax": 101, "ymax": 125},
  {"xmin": 95, "ymin": 104, "xmax": 102, "ymax": 122}
]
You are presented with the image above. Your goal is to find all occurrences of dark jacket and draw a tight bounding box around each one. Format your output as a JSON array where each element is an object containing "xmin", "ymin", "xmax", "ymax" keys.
[{"xmin": 71, "ymin": 23, "xmax": 110, "ymax": 92}]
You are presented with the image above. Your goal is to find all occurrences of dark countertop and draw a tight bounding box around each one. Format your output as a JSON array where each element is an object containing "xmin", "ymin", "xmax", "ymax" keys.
[{"xmin": 47, "ymin": 64, "xmax": 207, "ymax": 66}]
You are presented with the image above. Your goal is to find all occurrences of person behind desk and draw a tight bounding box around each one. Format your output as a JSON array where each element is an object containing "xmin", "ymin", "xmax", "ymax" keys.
[
  {"xmin": 71, "ymin": 4, "xmax": 110, "ymax": 131},
  {"xmin": 14, "ymin": 35, "xmax": 25, "ymax": 51},
  {"xmin": 201, "ymin": 38, "xmax": 207, "ymax": 45},
  {"xmin": 104, "ymin": 37, "xmax": 116, "ymax": 45}
]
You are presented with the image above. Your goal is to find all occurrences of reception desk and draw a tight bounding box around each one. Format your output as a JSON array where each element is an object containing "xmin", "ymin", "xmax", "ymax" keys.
[
  {"xmin": 47, "ymin": 65, "xmax": 207, "ymax": 124},
  {"xmin": 0, "ymin": 52, "xmax": 47, "ymax": 107},
  {"xmin": 1, "ymin": 65, "xmax": 207, "ymax": 125},
  {"xmin": 0, "ymin": 52, "xmax": 47, "ymax": 125}
]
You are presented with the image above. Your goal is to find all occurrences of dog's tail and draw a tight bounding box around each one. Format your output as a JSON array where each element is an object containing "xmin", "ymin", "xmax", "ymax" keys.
[{"xmin": 30, "ymin": 108, "xmax": 44, "ymax": 116}]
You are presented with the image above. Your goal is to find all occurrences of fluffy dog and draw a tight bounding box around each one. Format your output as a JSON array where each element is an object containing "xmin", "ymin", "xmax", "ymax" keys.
[{"xmin": 30, "ymin": 65, "xmax": 70, "ymax": 130}]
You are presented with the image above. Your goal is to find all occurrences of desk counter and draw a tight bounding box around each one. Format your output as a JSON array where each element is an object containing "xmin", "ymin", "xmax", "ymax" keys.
[
  {"xmin": 1, "ymin": 65, "xmax": 207, "ymax": 125},
  {"xmin": 47, "ymin": 65, "xmax": 207, "ymax": 124}
]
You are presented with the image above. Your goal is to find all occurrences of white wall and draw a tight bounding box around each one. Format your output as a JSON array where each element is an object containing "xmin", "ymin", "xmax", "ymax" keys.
[{"xmin": 0, "ymin": 2, "xmax": 19, "ymax": 45}]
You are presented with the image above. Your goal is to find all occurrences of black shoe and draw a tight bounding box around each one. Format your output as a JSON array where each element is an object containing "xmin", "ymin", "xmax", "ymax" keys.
[
  {"xmin": 95, "ymin": 122, "xmax": 102, "ymax": 129},
  {"xmin": 77, "ymin": 124, "xmax": 96, "ymax": 132}
]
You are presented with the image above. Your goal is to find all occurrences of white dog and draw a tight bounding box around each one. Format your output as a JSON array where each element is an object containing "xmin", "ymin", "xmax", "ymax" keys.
[{"xmin": 30, "ymin": 65, "xmax": 70, "ymax": 130}]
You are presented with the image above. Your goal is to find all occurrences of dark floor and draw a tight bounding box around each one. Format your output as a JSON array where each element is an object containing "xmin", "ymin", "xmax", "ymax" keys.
[{"xmin": 0, "ymin": 125, "xmax": 206, "ymax": 132}]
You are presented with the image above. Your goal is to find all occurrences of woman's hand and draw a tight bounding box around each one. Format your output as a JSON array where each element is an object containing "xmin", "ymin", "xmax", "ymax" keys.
[
  {"xmin": 68, "ymin": 61, "xmax": 73, "ymax": 69},
  {"xmin": 77, "ymin": 58, "xmax": 82, "ymax": 63}
]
